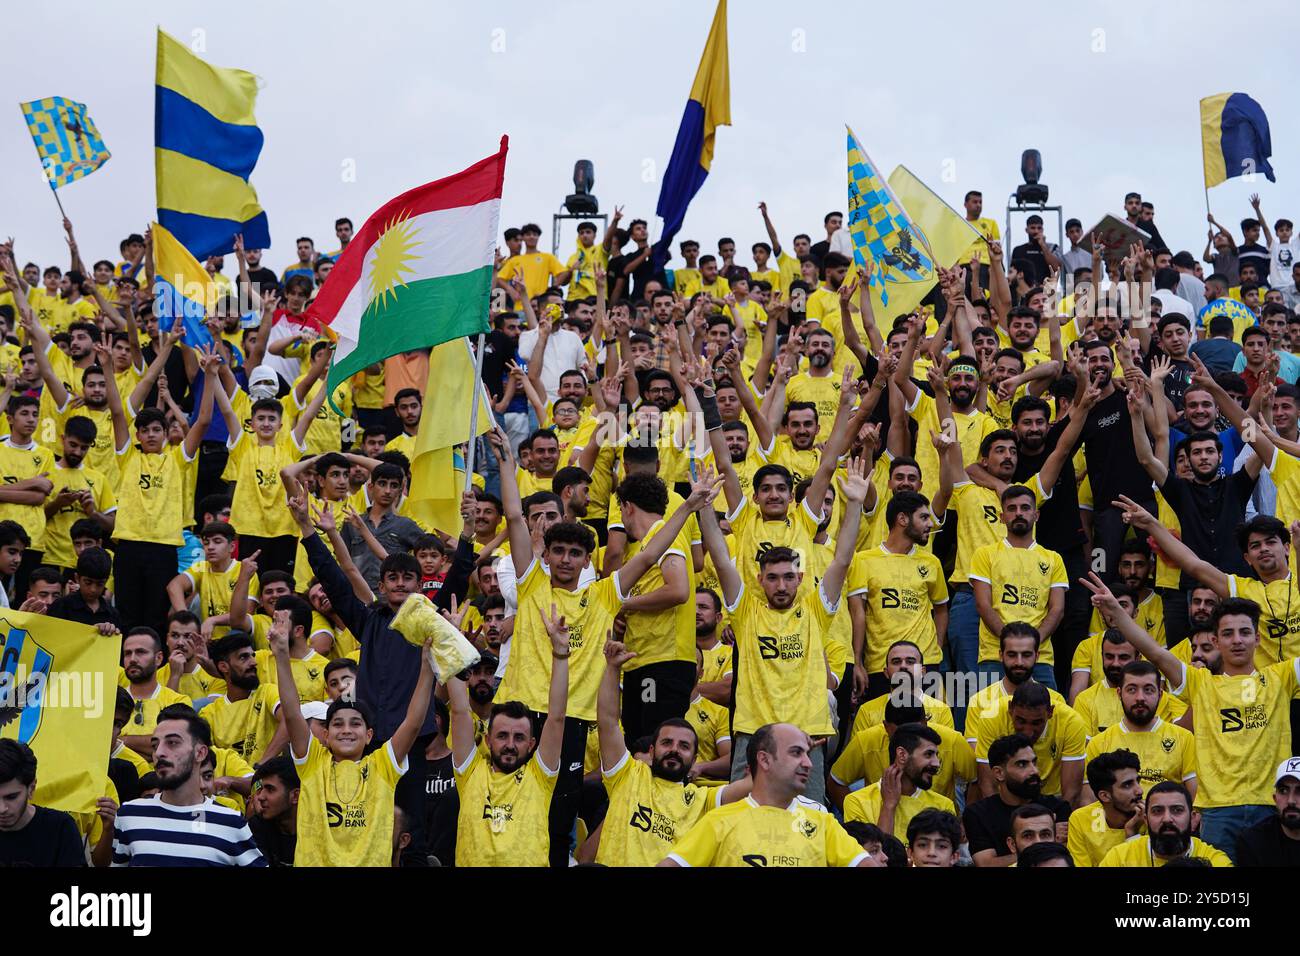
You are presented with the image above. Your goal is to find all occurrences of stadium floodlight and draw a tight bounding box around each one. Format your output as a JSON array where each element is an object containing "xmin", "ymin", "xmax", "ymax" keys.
[
  {"xmin": 564, "ymin": 160, "xmax": 599, "ymax": 215},
  {"xmin": 1015, "ymin": 149, "xmax": 1049, "ymax": 205}
]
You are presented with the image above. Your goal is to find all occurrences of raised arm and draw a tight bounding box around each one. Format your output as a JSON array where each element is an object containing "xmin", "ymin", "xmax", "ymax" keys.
[
  {"xmin": 758, "ymin": 201, "xmax": 783, "ymax": 256},
  {"xmin": 1079, "ymin": 572, "xmax": 1183, "ymax": 687},
  {"xmin": 891, "ymin": 313, "xmax": 923, "ymax": 404},
  {"xmin": 697, "ymin": 487, "xmax": 742, "ymax": 607},
  {"xmin": 598, "ymin": 639, "xmax": 637, "ymax": 771},
  {"xmin": 823, "ymin": 457, "xmax": 870, "ymax": 602},
  {"xmin": 1037, "ymin": 381, "xmax": 1098, "ymax": 493},
  {"xmin": 1112, "ymin": 494, "xmax": 1228, "ymax": 595},
  {"xmin": 270, "ymin": 611, "xmax": 310, "ymax": 759},
  {"xmin": 389, "ymin": 637, "xmax": 435, "ymax": 765},
  {"xmin": 184, "ymin": 347, "xmax": 221, "ymax": 458},
  {"xmin": 1127, "ymin": 382, "xmax": 1168, "ymax": 485},
  {"xmin": 127, "ymin": 329, "xmax": 180, "ymax": 414},
  {"xmin": 537, "ymin": 604, "xmax": 572, "ymax": 772},
  {"xmin": 488, "ymin": 428, "xmax": 532, "ymax": 578}
]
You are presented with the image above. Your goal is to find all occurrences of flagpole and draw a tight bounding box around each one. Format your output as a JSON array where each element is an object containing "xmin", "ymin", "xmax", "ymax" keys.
[
  {"xmin": 463, "ymin": 332, "xmax": 487, "ymax": 494},
  {"xmin": 47, "ymin": 182, "xmax": 67, "ymax": 220}
]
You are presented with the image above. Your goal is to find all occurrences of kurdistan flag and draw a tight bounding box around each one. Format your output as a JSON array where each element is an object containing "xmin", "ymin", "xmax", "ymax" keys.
[{"xmin": 312, "ymin": 137, "xmax": 508, "ymax": 399}]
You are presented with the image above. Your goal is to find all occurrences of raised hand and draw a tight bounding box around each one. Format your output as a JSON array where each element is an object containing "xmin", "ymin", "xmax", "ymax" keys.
[
  {"xmin": 603, "ymin": 634, "xmax": 638, "ymax": 670},
  {"xmin": 543, "ymin": 603, "xmax": 571, "ymax": 659},
  {"xmin": 685, "ymin": 464, "xmax": 724, "ymax": 512},
  {"xmin": 311, "ymin": 499, "xmax": 336, "ymax": 534},
  {"xmin": 268, "ymin": 608, "xmax": 292, "ymax": 658},
  {"xmin": 839, "ymin": 456, "xmax": 871, "ymax": 505}
]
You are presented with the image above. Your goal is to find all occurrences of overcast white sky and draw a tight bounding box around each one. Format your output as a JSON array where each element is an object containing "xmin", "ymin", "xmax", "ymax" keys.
[{"xmin": 4, "ymin": 0, "xmax": 1295, "ymax": 274}]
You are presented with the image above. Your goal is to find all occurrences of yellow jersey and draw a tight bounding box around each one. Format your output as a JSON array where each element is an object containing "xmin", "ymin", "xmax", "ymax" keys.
[
  {"xmin": 830, "ymin": 722, "xmax": 975, "ymax": 803},
  {"xmin": 846, "ymin": 544, "xmax": 949, "ymax": 670},
  {"xmin": 124, "ymin": 684, "xmax": 194, "ymax": 739},
  {"xmin": 293, "ymin": 736, "xmax": 405, "ymax": 867},
  {"xmin": 851, "ymin": 692, "xmax": 953, "ymax": 736},
  {"xmin": 495, "ymin": 560, "xmax": 623, "ymax": 722},
  {"xmin": 971, "ymin": 690, "xmax": 1087, "ymax": 797},
  {"xmin": 291, "ymin": 376, "xmax": 351, "ymax": 458},
  {"xmin": 843, "ymin": 781, "xmax": 956, "ymax": 845},
  {"xmin": 498, "ymin": 251, "xmax": 566, "ymax": 299},
  {"xmin": 1173, "ymin": 658, "xmax": 1300, "ymax": 808},
  {"xmin": 184, "ymin": 559, "xmax": 255, "ymax": 636},
  {"xmin": 968, "ymin": 539, "xmax": 1068, "ymax": 665},
  {"xmin": 726, "ymin": 582, "xmax": 835, "ymax": 737},
  {"xmin": 157, "ymin": 661, "xmax": 228, "ymax": 701},
  {"xmin": 1086, "ymin": 590, "xmax": 1167, "ymax": 655},
  {"xmin": 684, "ymin": 695, "xmax": 731, "ymax": 766},
  {"xmin": 41, "ymin": 462, "xmax": 115, "ymax": 567},
  {"xmin": 0, "ymin": 440, "xmax": 56, "ymax": 546},
  {"xmin": 1071, "ymin": 680, "xmax": 1187, "ymax": 736},
  {"xmin": 698, "ymin": 640, "xmax": 733, "ymax": 687},
  {"xmin": 199, "ymin": 685, "xmax": 281, "ymax": 764},
  {"xmin": 57, "ymin": 403, "xmax": 122, "ymax": 489},
  {"xmin": 785, "ymin": 372, "xmax": 842, "ymax": 444},
  {"xmin": 1084, "ymin": 717, "xmax": 1197, "ymax": 795},
  {"xmin": 620, "ymin": 516, "xmax": 696, "ymax": 667},
  {"xmin": 666, "ymin": 797, "xmax": 868, "ymax": 867},
  {"xmin": 565, "ymin": 242, "xmax": 609, "ymax": 300},
  {"xmin": 803, "ymin": 287, "xmax": 860, "ymax": 374},
  {"xmin": 1227, "ymin": 573, "xmax": 1300, "ymax": 666},
  {"xmin": 253, "ymin": 648, "xmax": 329, "ymax": 703},
  {"xmin": 1067, "ymin": 802, "xmax": 1129, "ymax": 866},
  {"xmin": 905, "ymin": 391, "xmax": 995, "ymax": 504},
  {"xmin": 115, "ymin": 443, "xmax": 195, "ymax": 545},
  {"xmin": 221, "ymin": 430, "xmax": 304, "ymax": 539},
  {"xmin": 948, "ymin": 475, "xmax": 1050, "ymax": 587},
  {"xmin": 758, "ymin": 435, "xmax": 820, "ymax": 488},
  {"xmin": 1098, "ymin": 835, "xmax": 1232, "ymax": 867},
  {"xmin": 726, "ymin": 495, "xmax": 821, "ymax": 594},
  {"xmin": 595, "ymin": 750, "xmax": 724, "ymax": 867},
  {"xmin": 453, "ymin": 748, "xmax": 558, "ymax": 867}
]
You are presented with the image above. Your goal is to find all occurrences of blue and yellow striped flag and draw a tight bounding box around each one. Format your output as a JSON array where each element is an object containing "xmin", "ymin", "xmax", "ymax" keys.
[
  {"xmin": 152, "ymin": 221, "xmax": 219, "ymax": 349},
  {"xmin": 651, "ymin": 0, "xmax": 729, "ymax": 271},
  {"xmin": 847, "ymin": 126, "xmax": 936, "ymax": 314},
  {"xmin": 1200, "ymin": 93, "xmax": 1275, "ymax": 189},
  {"xmin": 156, "ymin": 29, "xmax": 270, "ymax": 260},
  {"xmin": 20, "ymin": 96, "xmax": 110, "ymax": 189}
]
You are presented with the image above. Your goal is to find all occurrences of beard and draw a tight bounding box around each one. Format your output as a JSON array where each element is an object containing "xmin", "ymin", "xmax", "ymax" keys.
[
  {"xmin": 1005, "ymin": 664, "xmax": 1033, "ymax": 685},
  {"xmin": 696, "ymin": 621, "xmax": 717, "ymax": 639},
  {"xmin": 1008, "ymin": 518, "xmax": 1032, "ymax": 537},
  {"xmin": 1104, "ymin": 667, "xmax": 1125, "ymax": 688},
  {"xmin": 1006, "ymin": 774, "xmax": 1042, "ymax": 801},
  {"xmin": 468, "ymin": 681, "xmax": 495, "ymax": 705},
  {"xmin": 651, "ymin": 753, "xmax": 690, "ymax": 783},
  {"xmin": 1149, "ymin": 823, "xmax": 1192, "ymax": 857},
  {"xmin": 907, "ymin": 767, "xmax": 935, "ymax": 791},
  {"xmin": 155, "ymin": 751, "xmax": 195, "ymax": 790},
  {"xmin": 125, "ymin": 662, "xmax": 156, "ymax": 684},
  {"xmin": 950, "ymin": 386, "xmax": 975, "ymax": 408},
  {"xmin": 1281, "ymin": 807, "xmax": 1300, "ymax": 830},
  {"xmin": 491, "ymin": 746, "xmax": 527, "ymax": 774},
  {"xmin": 809, "ymin": 352, "xmax": 830, "ymax": 369},
  {"xmin": 1019, "ymin": 432, "xmax": 1045, "ymax": 454},
  {"xmin": 229, "ymin": 670, "xmax": 260, "ymax": 692}
]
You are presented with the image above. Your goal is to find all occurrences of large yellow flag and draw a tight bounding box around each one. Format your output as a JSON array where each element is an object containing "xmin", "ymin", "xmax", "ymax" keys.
[
  {"xmin": 406, "ymin": 338, "xmax": 494, "ymax": 538},
  {"xmin": 0, "ymin": 610, "xmax": 119, "ymax": 814},
  {"xmin": 876, "ymin": 164, "xmax": 984, "ymax": 319}
]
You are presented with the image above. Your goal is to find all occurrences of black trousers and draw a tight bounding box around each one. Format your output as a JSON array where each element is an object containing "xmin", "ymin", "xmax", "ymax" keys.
[
  {"xmin": 1053, "ymin": 545, "xmax": 1092, "ymax": 691},
  {"xmin": 620, "ymin": 660, "xmax": 695, "ymax": 745},
  {"xmin": 832, "ymin": 663, "xmax": 856, "ymax": 762},
  {"xmin": 1091, "ymin": 502, "xmax": 1154, "ymax": 582},
  {"xmin": 14, "ymin": 547, "xmax": 44, "ymax": 604},
  {"xmin": 1161, "ymin": 586, "xmax": 1192, "ymax": 649},
  {"xmin": 116, "ymin": 540, "xmax": 180, "ymax": 635},
  {"xmin": 529, "ymin": 712, "xmax": 590, "ymax": 868},
  {"xmin": 195, "ymin": 442, "xmax": 231, "ymax": 521},
  {"xmin": 239, "ymin": 534, "xmax": 298, "ymax": 578}
]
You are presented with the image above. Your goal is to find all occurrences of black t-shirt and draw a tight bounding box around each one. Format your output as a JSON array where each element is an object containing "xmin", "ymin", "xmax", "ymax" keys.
[
  {"xmin": 1236, "ymin": 816, "xmax": 1300, "ymax": 867},
  {"xmin": 1075, "ymin": 388, "xmax": 1152, "ymax": 511},
  {"xmin": 963, "ymin": 793, "xmax": 1070, "ymax": 857},
  {"xmin": 248, "ymin": 815, "xmax": 297, "ymax": 867},
  {"xmin": 1142, "ymin": 350, "xmax": 1195, "ymax": 413},
  {"xmin": 1158, "ymin": 470, "xmax": 1256, "ymax": 585},
  {"xmin": 237, "ymin": 265, "xmax": 281, "ymax": 299},
  {"xmin": 1015, "ymin": 418, "xmax": 1084, "ymax": 555},
  {"xmin": 1010, "ymin": 241, "xmax": 1060, "ymax": 286},
  {"xmin": 1237, "ymin": 242, "xmax": 1272, "ymax": 282},
  {"xmin": 0, "ymin": 806, "xmax": 85, "ymax": 867},
  {"xmin": 423, "ymin": 753, "xmax": 458, "ymax": 866},
  {"xmin": 609, "ymin": 246, "xmax": 662, "ymax": 301}
]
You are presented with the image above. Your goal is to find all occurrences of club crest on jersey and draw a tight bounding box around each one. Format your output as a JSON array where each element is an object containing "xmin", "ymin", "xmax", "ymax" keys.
[
  {"xmin": 683, "ymin": 789, "xmax": 696, "ymax": 807},
  {"xmin": 1161, "ymin": 736, "xmax": 1175, "ymax": 753},
  {"xmin": 917, "ymin": 566, "xmax": 929, "ymax": 578},
  {"xmin": 1037, "ymin": 562, "xmax": 1048, "ymax": 575},
  {"xmin": 579, "ymin": 593, "xmax": 589, "ymax": 609}
]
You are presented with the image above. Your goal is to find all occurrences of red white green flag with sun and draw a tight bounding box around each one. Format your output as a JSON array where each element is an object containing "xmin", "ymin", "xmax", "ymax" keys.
[{"xmin": 312, "ymin": 137, "xmax": 507, "ymax": 399}]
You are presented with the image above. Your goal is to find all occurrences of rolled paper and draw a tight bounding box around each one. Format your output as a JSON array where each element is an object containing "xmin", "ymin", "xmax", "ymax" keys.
[{"xmin": 390, "ymin": 593, "xmax": 482, "ymax": 683}]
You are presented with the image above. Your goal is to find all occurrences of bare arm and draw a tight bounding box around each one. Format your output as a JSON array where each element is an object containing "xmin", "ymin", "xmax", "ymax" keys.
[
  {"xmin": 1079, "ymin": 572, "xmax": 1183, "ymax": 686},
  {"xmin": 598, "ymin": 640, "xmax": 637, "ymax": 772},
  {"xmin": 537, "ymin": 605, "xmax": 572, "ymax": 771},
  {"xmin": 389, "ymin": 639, "xmax": 436, "ymax": 765}
]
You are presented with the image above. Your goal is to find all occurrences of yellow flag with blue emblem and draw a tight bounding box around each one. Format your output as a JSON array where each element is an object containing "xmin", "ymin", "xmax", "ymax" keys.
[
  {"xmin": 20, "ymin": 96, "xmax": 111, "ymax": 189},
  {"xmin": 0, "ymin": 609, "xmax": 119, "ymax": 814},
  {"xmin": 847, "ymin": 126, "xmax": 938, "ymax": 319}
]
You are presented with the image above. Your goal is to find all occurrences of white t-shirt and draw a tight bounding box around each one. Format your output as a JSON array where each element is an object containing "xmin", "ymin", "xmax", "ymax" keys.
[
  {"xmin": 1153, "ymin": 289, "xmax": 1196, "ymax": 323},
  {"xmin": 516, "ymin": 328, "xmax": 586, "ymax": 402},
  {"xmin": 1271, "ymin": 237, "xmax": 1300, "ymax": 291}
]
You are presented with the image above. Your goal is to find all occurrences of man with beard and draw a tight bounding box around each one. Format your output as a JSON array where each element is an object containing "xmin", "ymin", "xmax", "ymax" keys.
[
  {"xmin": 1188, "ymin": 624, "xmax": 1224, "ymax": 673},
  {"xmin": 834, "ymin": 703, "xmax": 973, "ymax": 810},
  {"xmin": 41, "ymin": 415, "xmax": 117, "ymax": 577},
  {"xmin": 247, "ymin": 756, "xmax": 299, "ymax": 867},
  {"xmin": 894, "ymin": 315, "xmax": 997, "ymax": 504},
  {"xmin": 1189, "ymin": 585, "xmax": 1221, "ymax": 634},
  {"xmin": 701, "ymin": 456, "xmax": 871, "ymax": 806},
  {"xmin": 1237, "ymin": 758, "xmax": 1300, "ymax": 866},
  {"xmin": 945, "ymin": 384, "xmax": 1093, "ymax": 694},
  {"xmin": 965, "ymin": 624, "xmax": 1062, "ymax": 742},
  {"xmin": 1131, "ymin": 367, "xmax": 1259, "ymax": 592},
  {"xmin": 112, "ymin": 708, "xmax": 264, "ymax": 866},
  {"xmin": 117, "ymin": 628, "xmax": 194, "ymax": 759},
  {"xmin": 591, "ymin": 639, "xmax": 751, "ymax": 866},
  {"xmin": 1073, "ymin": 339, "xmax": 1157, "ymax": 580},
  {"xmin": 843, "ymin": 723, "xmax": 952, "ymax": 844},
  {"xmin": 973, "ymin": 679, "xmax": 1086, "ymax": 804},
  {"xmin": 661, "ymin": 722, "xmax": 876, "ymax": 867},
  {"xmin": 1099, "ymin": 781, "xmax": 1231, "ymax": 866},
  {"xmin": 448, "ymin": 606, "xmax": 571, "ymax": 866},
  {"xmin": 200, "ymin": 632, "xmax": 287, "ymax": 765},
  {"xmin": 860, "ymin": 453, "xmax": 925, "ymax": 551},
  {"xmin": 1068, "ymin": 749, "xmax": 1145, "ymax": 866},
  {"xmin": 850, "ymin": 640, "xmax": 954, "ymax": 735},
  {"xmin": 552, "ymin": 466, "xmax": 591, "ymax": 526},
  {"xmin": 1085, "ymin": 662, "xmax": 1197, "ymax": 796},
  {"xmin": 452, "ymin": 653, "xmax": 498, "ymax": 755},
  {"xmin": 693, "ymin": 587, "xmax": 732, "ymax": 707},
  {"xmin": 604, "ymin": 441, "xmax": 703, "ymax": 576},
  {"xmin": 1006, "ymin": 803, "xmax": 1058, "ymax": 859},
  {"xmin": 1086, "ymin": 542, "xmax": 1166, "ymax": 652},
  {"xmin": 1071, "ymin": 631, "xmax": 1186, "ymax": 735},
  {"xmin": 847, "ymin": 491, "xmax": 949, "ymax": 700},
  {"xmin": 969, "ymin": 485, "xmax": 1069, "ymax": 687},
  {"xmin": 964, "ymin": 733, "xmax": 1070, "ymax": 867},
  {"xmin": 786, "ymin": 327, "xmax": 841, "ymax": 444},
  {"xmin": 1086, "ymin": 570, "xmax": 1299, "ymax": 861}
]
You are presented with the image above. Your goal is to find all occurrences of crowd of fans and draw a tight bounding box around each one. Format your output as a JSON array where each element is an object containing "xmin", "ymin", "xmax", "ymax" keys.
[{"xmin": 2, "ymin": 189, "xmax": 1300, "ymax": 868}]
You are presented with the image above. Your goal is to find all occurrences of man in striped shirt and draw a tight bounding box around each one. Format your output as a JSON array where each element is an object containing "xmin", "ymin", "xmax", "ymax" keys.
[{"xmin": 112, "ymin": 704, "xmax": 265, "ymax": 867}]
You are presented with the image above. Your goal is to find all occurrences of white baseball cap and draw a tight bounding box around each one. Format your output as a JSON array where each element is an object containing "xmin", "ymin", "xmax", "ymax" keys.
[
  {"xmin": 301, "ymin": 701, "xmax": 329, "ymax": 722},
  {"xmin": 1276, "ymin": 757, "xmax": 1300, "ymax": 786}
]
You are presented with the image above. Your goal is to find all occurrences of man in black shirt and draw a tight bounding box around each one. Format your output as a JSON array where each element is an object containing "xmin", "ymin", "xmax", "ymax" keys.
[
  {"xmin": 423, "ymin": 698, "xmax": 458, "ymax": 866},
  {"xmin": 0, "ymin": 740, "xmax": 86, "ymax": 867},
  {"xmin": 1011, "ymin": 395, "xmax": 1089, "ymax": 685},
  {"xmin": 1073, "ymin": 339, "xmax": 1154, "ymax": 580},
  {"xmin": 610, "ymin": 219, "xmax": 663, "ymax": 301},
  {"xmin": 1010, "ymin": 215, "xmax": 1062, "ymax": 286},
  {"xmin": 963, "ymin": 733, "xmax": 1069, "ymax": 867},
  {"xmin": 247, "ymin": 756, "xmax": 299, "ymax": 867},
  {"xmin": 1236, "ymin": 758, "xmax": 1300, "ymax": 867}
]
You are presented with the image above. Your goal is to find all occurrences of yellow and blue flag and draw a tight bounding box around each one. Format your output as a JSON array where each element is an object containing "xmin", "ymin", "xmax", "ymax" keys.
[
  {"xmin": 156, "ymin": 29, "xmax": 270, "ymax": 260},
  {"xmin": 20, "ymin": 96, "xmax": 110, "ymax": 189},
  {"xmin": 652, "ymin": 0, "xmax": 729, "ymax": 271},
  {"xmin": 152, "ymin": 221, "xmax": 219, "ymax": 349},
  {"xmin": 0, "ymin": 610, "xmax": 120, "ymax": 814},
  {"xmin": 1200, "ymin": 93, "xmax": 1275, "ymax": 189},
  {"xmin": 847, "ymin": 126, "xmax": 935, "ymax": 314}
]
